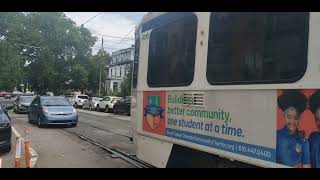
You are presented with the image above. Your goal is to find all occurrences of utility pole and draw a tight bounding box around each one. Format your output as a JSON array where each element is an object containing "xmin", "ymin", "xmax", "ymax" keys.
[{"xmin": 98, "ymin": 37, "xmax": 104, "ymax": 97}]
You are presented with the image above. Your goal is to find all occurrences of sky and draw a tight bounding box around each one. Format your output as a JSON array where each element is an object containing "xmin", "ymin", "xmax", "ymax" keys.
[{"xmin": 64, "ymin": 12, "xmax": 146, "ymax": 55}]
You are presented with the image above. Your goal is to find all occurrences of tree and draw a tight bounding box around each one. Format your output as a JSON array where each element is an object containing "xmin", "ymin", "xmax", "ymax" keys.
[
  {"xmin": 0, "ymin": 40, "xmax": 23, "ymax": 91},
  {"xmin": 0, "ymin": 12, "xmax": 103, "ymax": 94},
  {"xmin": 21, "ymin": 12, "xmax": 97, "ymax": 95},
  {"xmin": 117, "ymin": 64, "xmax": 133, "ymax": 97},
  {"xmin": 70, "ymin": 64, "xmax": 89, "ymax": 93},
  {"xmin": 0, "ymin": 12, "xmax": 27, "ymax": 91},
  {"xmin": 87, "ymin": 49, "xmax": 111, "ymax": 95}
]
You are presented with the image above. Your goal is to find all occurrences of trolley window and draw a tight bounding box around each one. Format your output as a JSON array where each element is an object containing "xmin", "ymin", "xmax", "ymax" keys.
[
  {"xmin": 147, "ymin": 12, "xmax": 198, "ymax": 87},
  {"xmin": 207, "ymin": 12, "xmax": 309, "ymax": 85}
]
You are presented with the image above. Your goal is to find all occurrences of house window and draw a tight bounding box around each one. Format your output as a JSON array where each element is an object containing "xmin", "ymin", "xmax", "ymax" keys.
[{"xmin": 113, "ymin": 82, "xmax": 118, "ymax": 92}]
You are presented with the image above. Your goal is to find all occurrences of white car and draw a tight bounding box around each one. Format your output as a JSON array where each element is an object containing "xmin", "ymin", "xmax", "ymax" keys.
[
  {"xmin": 96, "ymin": 96, "xmax": 121, "ymax": 112},
  {"xmin": 82, "ymin": 97, "xmax": 103, "ymax": 111},
  {"xmin": 69, "ymin": 94, "xmax": 89, "ymax": 108}
]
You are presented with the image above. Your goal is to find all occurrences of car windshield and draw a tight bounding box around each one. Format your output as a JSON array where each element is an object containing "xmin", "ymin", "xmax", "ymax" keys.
[
  {"xmin": 19, "ymin": 96, "xmax": 35, "ymax": 103},
  {"xmin": 41, "ymin": 97, "xmax": 71, "ymax": 106},
  {"xmin": 103, "ymin": 97, "xmax": 111, "ymax": 101},
  {"xmin": 78, "ymin": 96, "xmax": 88, "ymax": 99}
]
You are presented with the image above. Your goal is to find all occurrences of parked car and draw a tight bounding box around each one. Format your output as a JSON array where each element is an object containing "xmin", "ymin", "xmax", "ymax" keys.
[
  {"xmin": 0, "ymin": 91, "xmax": 11, "ymax": 97},
  {"xmin": 82, "ymin": 97, "xmax": 103, "ymax": 111},
  {"xmin": 0, "ymin": 104, "xmax": 13, "ymax": 153},
  {"xmin": 13, "ymin": 95, "xmax": 36, "ymax": 114},
  {"xmin": 4, "ymin": 94, "xmax": 11, "ymax": 99},
  {"xmin": 97, "ymin": 96, "xmax": 121, "ymax": 112},
  {"xmin": 28, "ymin": 96, "xmax": 78, "ymax": 128},
  {"xmin": 113, "ymin": 96, "xmax": 131, "ymax": 116},
  {"xmin": 64, "ymin": 95, "xmax": 73, "ymax": 102},
  {"xmin": 69, "ymin": 94, "xmax": 89, "ymax": 108}
]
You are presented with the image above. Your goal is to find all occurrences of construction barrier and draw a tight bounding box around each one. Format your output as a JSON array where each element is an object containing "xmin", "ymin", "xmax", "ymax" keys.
[
  {"xmin": 11, "ymin": 126, "xmax": 37, "ymax": 168},
  {"xmin": 15, "ymin": 137, "xmax": 22, "ymax": 168},
  {"xmin": 24, "ymin": 128, "xmax": 30, "ymax": 168}
]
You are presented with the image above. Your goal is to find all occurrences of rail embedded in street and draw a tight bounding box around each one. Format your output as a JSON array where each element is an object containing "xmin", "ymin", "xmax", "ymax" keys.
[{"xmin": 63, "ymin": 129, "xmax": 153, "ymax": 168}]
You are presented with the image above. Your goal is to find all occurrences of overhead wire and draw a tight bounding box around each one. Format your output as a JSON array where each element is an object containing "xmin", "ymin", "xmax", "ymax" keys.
[{"xmin": 82, "ymin": 12, "xmax": 103, "ymax": 26}]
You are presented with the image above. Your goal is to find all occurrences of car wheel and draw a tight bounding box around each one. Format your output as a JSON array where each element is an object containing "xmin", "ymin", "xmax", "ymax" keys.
[
  {"xmin": 96, "ymin": 105, "xmax": 100, "ymax": 111},
  {"xmin": 74, "ymin": 103, "xmax": 78, "ymax": 108},
  {"xmin": 37, "ymin": 116, "xmax": 44, "ymax": 128},
  {"xmin": 105, "ymin": 106, "xmax": 109, "ymax": 113}
]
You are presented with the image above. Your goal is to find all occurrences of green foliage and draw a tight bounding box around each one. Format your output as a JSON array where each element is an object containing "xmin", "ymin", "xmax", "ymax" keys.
[
  {"xmin": 87, "ymin": 49, "xmax": 111, "ymax": 94},
  {"xmin": 0, "ymin": 12, "xmax": 130, "ymax": 96},
  {"xmin": 111, "ymin": 91, "xmax": 121, "ymax": 96},
  {"xmin": 70, "ymin": 64, "xmax": 89, "ymax": 91},
  {"xmin": 0, "ymin": 12, "xmax": 98, "ymax": 94},
  {"xmin": 118, "ymin": 64, "xmax": 133, "ymax": 97},
  {"xmin": 0, "ymin": 40, "xmax": 23, "ymax": 91},
  {"xmin": 0, "ymin": 12, "xmax": 26, "ymax": 91}
]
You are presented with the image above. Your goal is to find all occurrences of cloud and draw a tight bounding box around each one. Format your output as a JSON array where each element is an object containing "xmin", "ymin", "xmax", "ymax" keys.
[{"xmin": 64, "ymin": 12, "xmax": 146, "ymax": 54}]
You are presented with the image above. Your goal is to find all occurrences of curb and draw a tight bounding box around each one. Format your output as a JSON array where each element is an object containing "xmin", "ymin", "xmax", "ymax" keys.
[{"xmin": 11, "ymin": 126, "xmax": 38, "ymax": 168}]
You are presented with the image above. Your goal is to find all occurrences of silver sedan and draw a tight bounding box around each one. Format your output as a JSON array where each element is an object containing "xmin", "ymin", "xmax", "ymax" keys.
[{"xmin": 82, "ymin": 97, "xmax": 103, "ymax": 111}]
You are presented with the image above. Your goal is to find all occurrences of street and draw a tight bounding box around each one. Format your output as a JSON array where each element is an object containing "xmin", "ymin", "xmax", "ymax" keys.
[{"xmin": 0, "ymin": 97, "xmax": 137, "ymax": 168}]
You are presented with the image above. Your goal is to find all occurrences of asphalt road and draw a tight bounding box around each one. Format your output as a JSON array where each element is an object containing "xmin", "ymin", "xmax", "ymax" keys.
[{"xmin": 0, "ymin": 97, "xmax": 136, "ymax": 168}]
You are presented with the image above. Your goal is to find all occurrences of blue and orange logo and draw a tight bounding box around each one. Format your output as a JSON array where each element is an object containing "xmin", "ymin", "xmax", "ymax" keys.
[{"xmin": 143, "ymin": 91, "xmax": 166, "ymax": 135}]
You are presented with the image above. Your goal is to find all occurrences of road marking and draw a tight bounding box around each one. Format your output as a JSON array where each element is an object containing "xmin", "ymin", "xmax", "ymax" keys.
[{"xmin": 12, "ymin": 126, "xmax": 22, "ymax": 138}]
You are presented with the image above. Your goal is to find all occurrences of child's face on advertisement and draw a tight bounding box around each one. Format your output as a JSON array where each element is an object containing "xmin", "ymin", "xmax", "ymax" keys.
[{"xmin": 284, "ymin": 107, "xmax": 300, "ymax": 133}]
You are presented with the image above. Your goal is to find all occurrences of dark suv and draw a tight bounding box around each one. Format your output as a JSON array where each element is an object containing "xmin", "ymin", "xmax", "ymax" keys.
[
  {"xmin": 0, "ymin": 105, "xmax": 13, "ymax": 153},
  {"xmin": 113, "ymin": 96, "xmax": 131, "ymax": 116}
]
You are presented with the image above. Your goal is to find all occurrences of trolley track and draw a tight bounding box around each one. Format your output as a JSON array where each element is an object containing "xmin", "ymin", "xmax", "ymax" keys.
[
  {"xmin": 77, "ymin": 121, "xmax": 133, "ymax": 141},
  {"xmin": 62, "ymin": 129, "xmax": 153, "ymax": 168}
]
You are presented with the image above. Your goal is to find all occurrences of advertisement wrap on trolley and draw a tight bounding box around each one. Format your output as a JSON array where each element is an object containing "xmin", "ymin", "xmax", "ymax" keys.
[{"xmin": 142, "ymin": 89, "xmax": 320, "ymax": 168}]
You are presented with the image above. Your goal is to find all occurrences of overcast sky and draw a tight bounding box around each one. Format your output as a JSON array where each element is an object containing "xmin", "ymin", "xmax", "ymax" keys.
[{"xmin": 64, "ymin": 12, "xmax": 146, "ymax": 55}]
